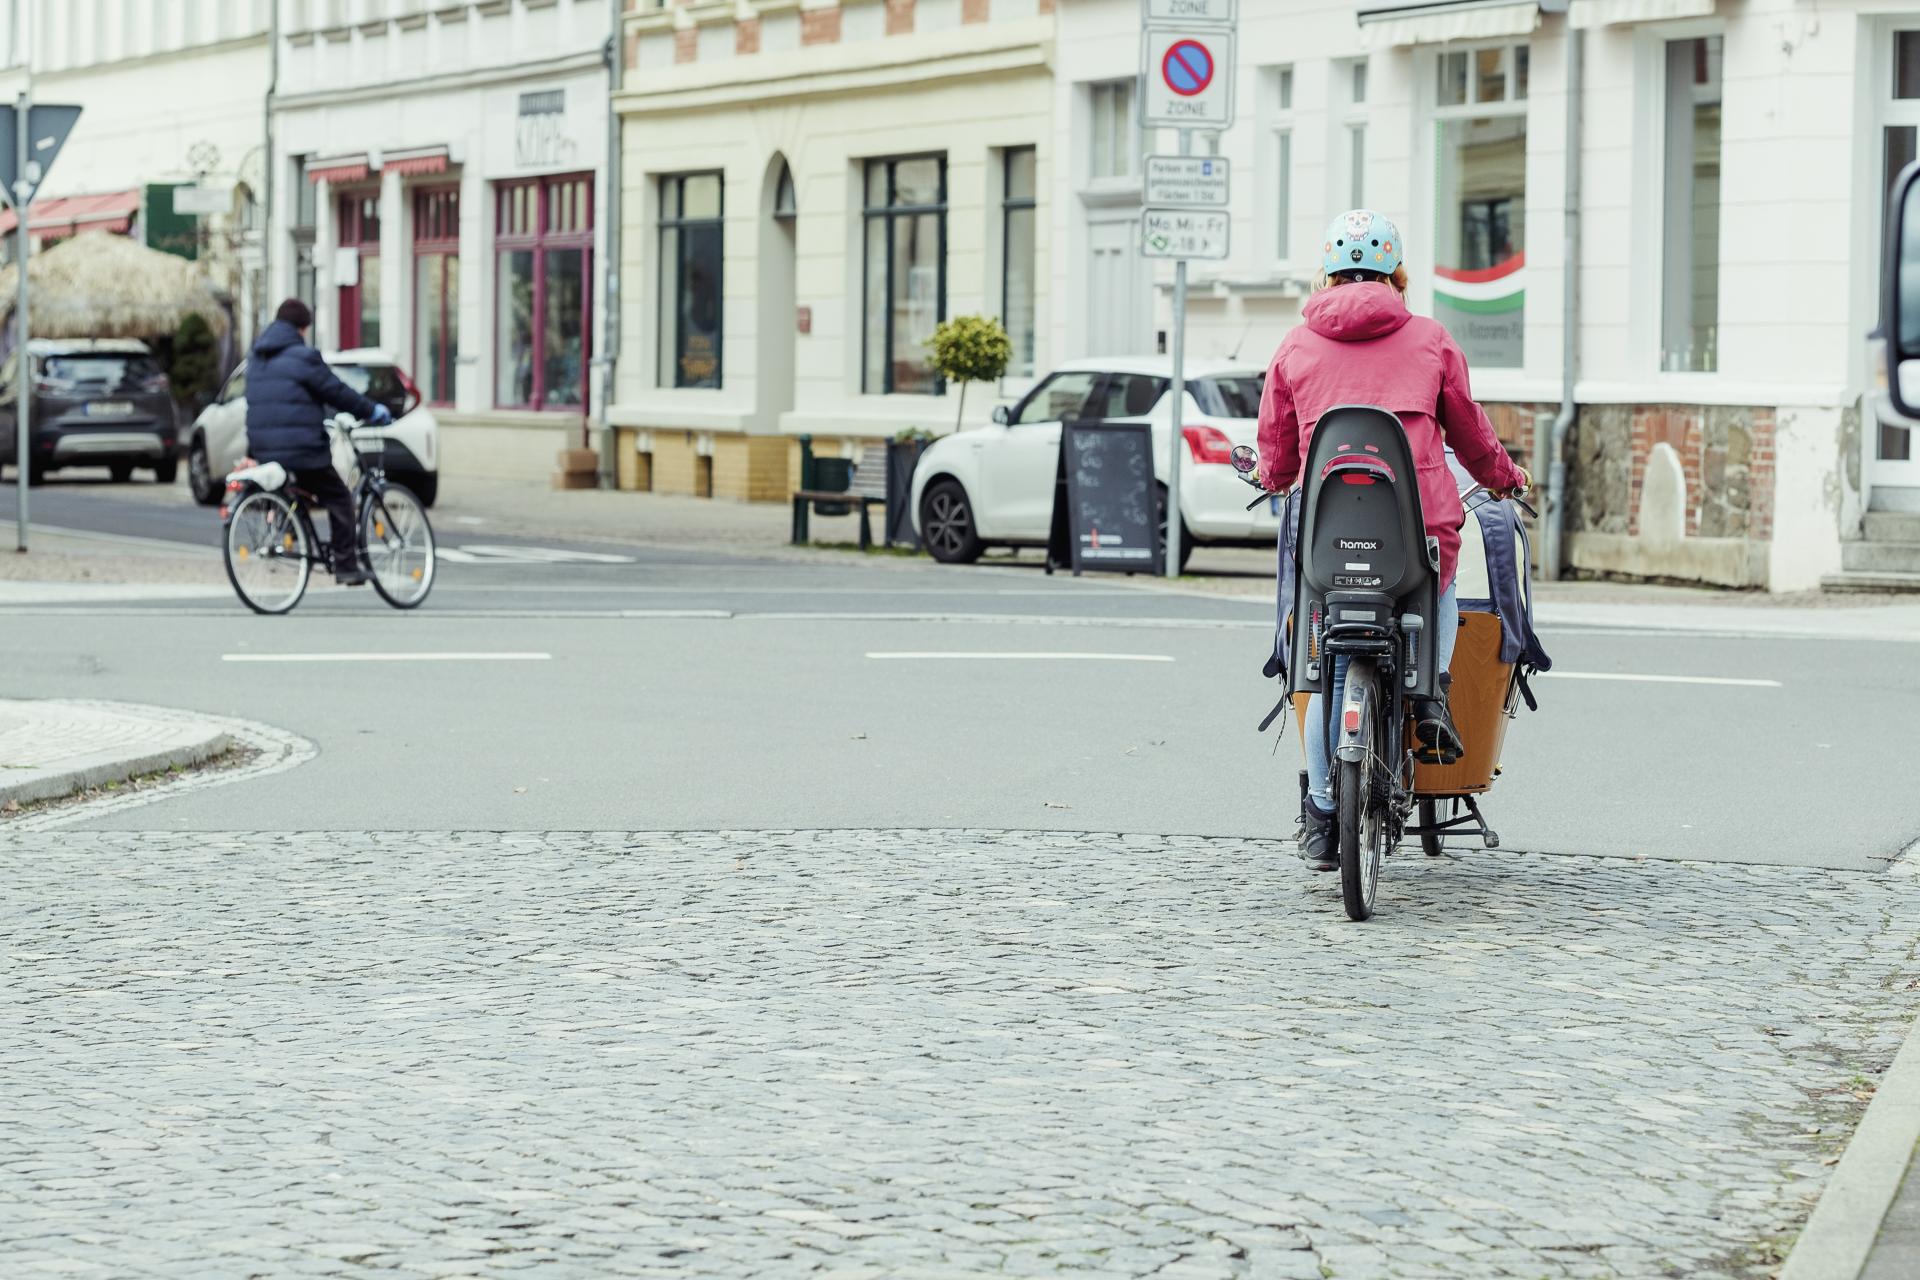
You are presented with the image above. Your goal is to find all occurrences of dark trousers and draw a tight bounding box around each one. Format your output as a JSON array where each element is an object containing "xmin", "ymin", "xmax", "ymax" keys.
[{"xmin": 292, "ymin": 466, "xmax": 358, "ymax": 569}]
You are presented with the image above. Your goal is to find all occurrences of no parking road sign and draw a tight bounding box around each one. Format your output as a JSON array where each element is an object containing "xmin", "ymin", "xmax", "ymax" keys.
[{"xmin": 1141, "ymin": 28, "xmax": 1235, "ymax": 128}]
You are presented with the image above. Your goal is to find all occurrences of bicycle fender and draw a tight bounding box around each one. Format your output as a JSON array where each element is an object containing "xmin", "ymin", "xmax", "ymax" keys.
[{"xmin": 1335, "ymin": 660, "xmax": 1374, "ymax": 765}]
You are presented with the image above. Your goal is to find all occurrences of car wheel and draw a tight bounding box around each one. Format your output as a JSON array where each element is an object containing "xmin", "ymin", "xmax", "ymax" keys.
[
  {"xmin": 404, "ymin": 472, "xmax": 438, "ymax": 508},
  {"xmin": 153, "ymin": 456, "xmax": 179, "ymax": 484},
  {"xmin": 27, "ymin": 461, "xmax": 46, "ymax": 486},
  {"xmin": 919, "ymin": 479, "xmax": 985, "ymax": 564},
  {"xmin": 187, "ymin": 436, "xmax": 221, "ymax": 506},
  {"xmin": 109, "ymin": 463, "xmax": 134, "ymax": 483}
]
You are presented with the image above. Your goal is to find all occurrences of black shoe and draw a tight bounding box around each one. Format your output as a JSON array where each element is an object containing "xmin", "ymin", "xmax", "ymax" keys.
[
  {"xmin": 1413, "ymin": 676, "xmax": 1464, "ymax": 764},
  {"xmin": 333, "ymin": 563, "xmax": 371, "ymax": 587},
  {"xmin": 1299, "ymin": 806, "xmax": 1337, "ymax": 872}
]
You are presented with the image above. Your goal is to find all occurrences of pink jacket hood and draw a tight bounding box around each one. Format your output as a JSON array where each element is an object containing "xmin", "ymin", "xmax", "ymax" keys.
[{"xmin": 1302, "ymin": 281, "xmax": 1413, "ymax": 343}]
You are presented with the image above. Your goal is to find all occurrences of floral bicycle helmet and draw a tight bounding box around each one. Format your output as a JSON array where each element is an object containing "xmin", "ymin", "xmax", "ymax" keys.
[{"xmin": 1321, "ymin": 209, "xmax": 1404, "ymax": 279}]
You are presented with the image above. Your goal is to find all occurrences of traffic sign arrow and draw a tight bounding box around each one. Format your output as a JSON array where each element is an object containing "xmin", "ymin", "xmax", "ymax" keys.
[{"xmin": 0, "ymin": 104, "xmax": 83, "ymax": 210}]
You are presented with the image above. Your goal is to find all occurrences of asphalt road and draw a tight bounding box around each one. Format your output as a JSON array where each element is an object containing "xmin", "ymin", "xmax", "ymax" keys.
[{"xmin": 3, "ymin": 475, "xmax": 1914, "ymax": 871}]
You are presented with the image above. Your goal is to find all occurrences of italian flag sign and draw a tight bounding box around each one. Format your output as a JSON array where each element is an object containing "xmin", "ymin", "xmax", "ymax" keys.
[{"xmin": 1433, "ymin": 253, "xmax": 1524, "ymax": 368}]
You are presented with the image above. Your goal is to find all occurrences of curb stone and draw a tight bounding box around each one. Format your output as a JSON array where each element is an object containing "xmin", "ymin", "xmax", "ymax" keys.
[
  {"xmin": 1779, "ymin": 845, "xmax": 1920, "ymax": 1280},
  {"xmin": 0, "ymin": 701, "xmax": 316, "ymax": 829}
]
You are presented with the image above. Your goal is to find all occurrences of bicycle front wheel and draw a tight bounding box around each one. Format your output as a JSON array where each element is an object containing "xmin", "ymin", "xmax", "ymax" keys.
[
  {"xmin": 362, "ymin": 482, "xmax": 436, "ymax": 610},
  {"xmin": 225, "ymin": 490, "xmax": 312, "ymax": 615}
]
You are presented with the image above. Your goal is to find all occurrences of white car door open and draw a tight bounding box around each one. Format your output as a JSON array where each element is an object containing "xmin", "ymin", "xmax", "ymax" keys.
[{"xmin": 980, "ymin": 370, "xmax": 1102, "ymax": 539}]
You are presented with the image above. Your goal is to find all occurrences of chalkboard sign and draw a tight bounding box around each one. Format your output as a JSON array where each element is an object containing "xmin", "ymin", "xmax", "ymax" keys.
[{"xmin": 1048, "ymin": 420, "xmax": 1162, "ymax": 576}]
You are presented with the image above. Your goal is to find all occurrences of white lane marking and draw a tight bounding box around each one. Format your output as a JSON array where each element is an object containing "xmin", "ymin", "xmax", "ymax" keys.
[
  {"xmin": 1542, "ymin": 671, "xmax": 1781, "ymax": 688},
  {"xmin": 221, "ymin": 652, "xmax": 553, "ymax": 663},
  {"xmin": 438, "ymin": 545, "xmax": 638, "ymax": 564},
  {"xmin": 867, "ymin": 651, "xmax": 1174, "ymax": 663}
]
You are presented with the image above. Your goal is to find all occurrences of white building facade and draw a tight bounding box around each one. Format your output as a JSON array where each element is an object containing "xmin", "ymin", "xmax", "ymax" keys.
[
  {"xmin": 0, "ymin": 1, "xmax": 274, "ymax": 342},
  {"xmin": 1053, "ymin": 0, "xmax": 1918, "ymax": 591},
  {"xmin": 269, "ymin": 0, "xmax": 617, "ymax": 481},
  {"xmin": 609, "ymin": 0, "xmax": 1054, "ymax": 502}
]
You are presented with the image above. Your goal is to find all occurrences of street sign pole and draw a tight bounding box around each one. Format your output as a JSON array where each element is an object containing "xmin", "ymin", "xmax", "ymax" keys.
[
  {"xmin": 1165, "ymin": 126, "xmax": 1189, "ymax": 580},
  {"xmin": 14, "ymin": 89, "xmax": 28, "ymax": 554}
]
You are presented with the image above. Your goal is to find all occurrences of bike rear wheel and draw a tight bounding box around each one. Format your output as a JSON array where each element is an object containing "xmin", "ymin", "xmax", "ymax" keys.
[
  {"xmin": 225, "ymin": 490, "xmax": 311, "ymax": 615},
  {"xmin": 1337, "ymin": 758, "xmax": 1383, "ymax": 921},
  {"xmin": 362, "ymin": 483, "xmax": 436, "ymax": 610}
]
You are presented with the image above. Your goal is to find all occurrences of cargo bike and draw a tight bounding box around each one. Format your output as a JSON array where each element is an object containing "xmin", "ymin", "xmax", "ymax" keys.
[{"xmin": 1232, "ymin": 406, "xmax": 1552, "ymax": 921}]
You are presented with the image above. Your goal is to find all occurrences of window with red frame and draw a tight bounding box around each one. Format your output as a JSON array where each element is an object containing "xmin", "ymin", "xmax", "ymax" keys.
[
  {"xmin": 412, "ymin": 187, "xmax": 459, "ymax": 405},
  {"xmin": 494, "ymin": 174, "xmax": 593, "ymax": 410},
  {"xmin": 336, "ymin": 191, "xmax": 381, "ymax": 349}
]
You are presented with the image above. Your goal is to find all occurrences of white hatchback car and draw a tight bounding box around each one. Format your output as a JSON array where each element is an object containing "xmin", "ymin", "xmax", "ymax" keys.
[
  {"xmin": 909, "ymin": 356, "xmax": 1277, "ymax": 568},
  {"xmin": 185, "ymin": 348, "xmax": 441, "ymax": 508}
]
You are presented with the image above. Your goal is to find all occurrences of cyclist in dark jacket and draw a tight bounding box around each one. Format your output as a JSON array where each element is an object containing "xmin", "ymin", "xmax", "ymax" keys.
[{"xmin": 245, "ymin": 298, "xmax": 391, "ymax": 585}]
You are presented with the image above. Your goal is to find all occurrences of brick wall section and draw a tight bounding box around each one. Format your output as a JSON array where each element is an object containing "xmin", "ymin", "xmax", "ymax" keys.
[
  {"xmin": 886, "ymin": 0, "xmax": 914, "ymax": 35},
  {"xmin": 801, "ymin": 7, "xmax": 841, "ymax": 44},
  {"xmin": 735, "ymin": 16, "xmax": 760, "ymax": 54},
  {"xmin": 1038, "ymin": 0, "xmax": 1054, "ymax": 12},
  {"xmin": 962, "ymin": 0, "xmax": 989, "ymax": 19},
  {"xmin": 1747, "ymin": 409, "xmax": 1776, "ymax": 542},
  {"xmin": 1609, "ymin": 403, "xmax": 1775, "ymax": 541},
  {"xmin": 674, "ymin": 27, "xmax": 697, "ymax": 62}
]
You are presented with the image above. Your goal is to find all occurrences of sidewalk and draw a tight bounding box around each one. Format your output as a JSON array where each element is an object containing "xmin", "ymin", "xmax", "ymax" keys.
[
  {"xmin": 1782, "ymin": 980, "xmax": 1920, "ymax": 1280},
  {"xmin": 0, "ymin": 699, "xmax": 237, "ymax": 809}
]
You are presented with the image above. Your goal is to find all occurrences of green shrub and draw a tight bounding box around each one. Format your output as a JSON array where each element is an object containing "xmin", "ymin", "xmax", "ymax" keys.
[
  {"xmin": 168, "ymin": 313, "xmax": 220, "ymax": 408},
  {"xmin": 923, "ymin": 314, "xmax": 1012, "ymax": 433}
]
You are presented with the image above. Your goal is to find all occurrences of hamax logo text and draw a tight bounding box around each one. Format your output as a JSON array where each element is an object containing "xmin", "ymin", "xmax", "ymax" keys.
[{"xmin": 1336, "ymin": 538, "xmax": 1381, "ymax": 551}]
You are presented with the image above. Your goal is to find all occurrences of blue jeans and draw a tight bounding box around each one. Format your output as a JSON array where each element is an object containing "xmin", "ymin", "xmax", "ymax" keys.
[{"xmin": 1305, "ymin": 585, "xmax": 1458, "ymax": 814}]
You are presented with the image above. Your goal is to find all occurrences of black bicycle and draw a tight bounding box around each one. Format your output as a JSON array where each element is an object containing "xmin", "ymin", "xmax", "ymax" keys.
[{"xmin": 222, "ymin": 417, "xmax": 436, "ymax": 615}]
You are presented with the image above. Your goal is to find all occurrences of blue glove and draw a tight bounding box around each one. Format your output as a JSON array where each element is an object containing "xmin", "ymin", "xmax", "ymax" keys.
[{"xmin": 367, "ymin": 403, "xmax": 394, "ymax": 426}]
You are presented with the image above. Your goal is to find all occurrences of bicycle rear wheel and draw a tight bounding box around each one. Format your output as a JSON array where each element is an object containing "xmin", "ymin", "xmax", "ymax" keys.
[
  {"xmin": 225, "ymin": 490, "xmax": 311, "ymax": 615},
  {"xmin": 1337, "ymin": 758, "xmax": 1383, "ymax": 921},
  {"xmin": 362, "ymin": 482, "xmax": 436, "ymax": 610}
]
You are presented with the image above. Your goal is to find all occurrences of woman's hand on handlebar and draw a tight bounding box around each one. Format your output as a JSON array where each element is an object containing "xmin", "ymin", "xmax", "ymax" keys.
[{"xmin": 1490, "ymin": 465, "xmax": 1532, "ymax": 501}]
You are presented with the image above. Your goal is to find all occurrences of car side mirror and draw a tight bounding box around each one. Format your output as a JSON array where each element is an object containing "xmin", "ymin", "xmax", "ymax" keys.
[
  {"xmin": 1883, "ymin": 159, "xmax": 1920, "ymax": 420},
  {"xmin": 991, "ymin": 404, "xmax": 1011, "ymax": 426}
]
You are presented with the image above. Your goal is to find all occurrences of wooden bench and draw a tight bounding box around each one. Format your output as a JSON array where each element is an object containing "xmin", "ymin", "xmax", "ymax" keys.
[{"xmin": 791, "ymin": 440, "xmax": 890, "ymax": 550}]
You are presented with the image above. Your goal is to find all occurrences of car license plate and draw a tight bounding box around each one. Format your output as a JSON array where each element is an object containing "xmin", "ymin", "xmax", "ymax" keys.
[{"xmin": 84, "ymin": 402, "xmax": 134, "ymax": 417}]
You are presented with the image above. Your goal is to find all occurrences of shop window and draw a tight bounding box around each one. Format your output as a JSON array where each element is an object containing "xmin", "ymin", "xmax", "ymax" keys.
[
  {"xmin": 658, "ymin": 173, "xmax": 723, "ymax": 389},
  {"xmin": 1089, "ymin": 80, "xmax": 1137, "ymax": 181},
  {"xmin": 412, "ymin": 186, "xmax": 459, "ymax": 405},
  {"xmin": 1002, "ymin": 148, "xmax": 1037, "ymax": 378},
  {"xmin": 336, "ymin": 190, "xmax": 381, "ymax": 349},
  {"xmin": 1661, "ymin": 36, "xmax": 1722, "ymax": 373},
  {"xmin": 862, "ymin": 155, "xmax": 946, "ymax": 395},
  {"xmin": 493, "ymin": 173, "xmax": 593, "ymax": 411},
  {"xmin": 1430, "ymin": 43, "xmax": 1529, "ymax": 368}
]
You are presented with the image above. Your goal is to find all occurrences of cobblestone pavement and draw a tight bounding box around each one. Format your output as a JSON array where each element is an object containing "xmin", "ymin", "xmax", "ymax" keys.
[{"xmin": 5, "ymin": 831, "xmax": 1916, "ymax": 1279}]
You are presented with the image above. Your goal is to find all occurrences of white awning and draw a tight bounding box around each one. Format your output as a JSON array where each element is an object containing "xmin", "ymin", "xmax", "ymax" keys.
[
  {"xmin": 1357, "ymin": 0, "xmax": 1542, "ymax": 48},
  {"xmin": 1568, "ymin": 0, "xmax": 1713, "ymax": 27}
]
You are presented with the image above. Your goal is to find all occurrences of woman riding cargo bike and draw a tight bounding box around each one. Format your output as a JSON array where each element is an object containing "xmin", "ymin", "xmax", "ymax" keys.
[{"xmin": 1247, "ymin": 210, "xmax": 1549, "ymax": 920}]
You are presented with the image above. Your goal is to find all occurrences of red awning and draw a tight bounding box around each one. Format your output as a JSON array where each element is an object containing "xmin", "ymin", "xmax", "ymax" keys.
[
  {"xmin": 0, "ymin": 189, "xmax": 141, "ymax": 239},
  {"xmin": 383, "ymin": 148, "xmax": 450, "ymax": 178},
  {"xmin": 307, "ymin": 157, "xmax": 370, "ymax": 184}
]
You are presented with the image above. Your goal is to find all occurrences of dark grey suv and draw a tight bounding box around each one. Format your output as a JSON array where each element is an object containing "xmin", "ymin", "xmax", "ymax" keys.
[{"xmin": 0, "ymin": 339, "xmax": 177, "ymax": 484}]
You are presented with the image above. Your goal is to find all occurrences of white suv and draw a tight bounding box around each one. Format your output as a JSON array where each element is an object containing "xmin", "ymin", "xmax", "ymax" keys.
[
  {"xmin": 185, "ymin": 349, "xmax": 441, "ymax": 507},
  {"xmin": 909, "ymin": 356, "xmax": 1277, "ymax": 569}
]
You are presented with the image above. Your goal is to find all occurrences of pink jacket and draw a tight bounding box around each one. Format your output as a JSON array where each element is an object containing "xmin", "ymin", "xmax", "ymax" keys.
[{"xmin": 1256, "ymin": 282, "xmax": 1525, "ymax": 589}]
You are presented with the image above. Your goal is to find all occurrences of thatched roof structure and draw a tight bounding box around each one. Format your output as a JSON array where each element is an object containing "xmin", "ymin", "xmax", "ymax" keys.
[{"xmin": 0, "ymin": 231, "xmax": 228, "ymax": 340}]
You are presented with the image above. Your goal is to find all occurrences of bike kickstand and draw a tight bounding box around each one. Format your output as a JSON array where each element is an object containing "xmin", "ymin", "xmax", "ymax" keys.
[{"xmin": 1462, "ymin": 795, "xmax": 1500, "ymax": 849}]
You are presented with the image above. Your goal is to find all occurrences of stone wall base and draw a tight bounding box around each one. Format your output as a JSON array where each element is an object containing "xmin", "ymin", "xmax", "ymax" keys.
[
  {"xmin": 1566, "ymin": 531, "xmax": 1768, "ymax": 589},
  {"xmin": 613, "ymin": 428, "xmax": 816, "ymax": 503},
  {"xmin": 438, "ymin": 413, "xmax": 593, "ymax": 482}
]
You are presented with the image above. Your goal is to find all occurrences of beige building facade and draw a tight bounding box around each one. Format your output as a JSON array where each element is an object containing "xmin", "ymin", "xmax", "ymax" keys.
[{"xmin": 612, "ymin": 0, "xmax": 1054, "ymax": 500}]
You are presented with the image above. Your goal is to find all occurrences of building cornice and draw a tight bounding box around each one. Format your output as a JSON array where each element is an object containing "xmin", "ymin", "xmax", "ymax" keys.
[
  {"xmin": 31, "ymin": 31, "xmax": 268, "ymax": 80},
  {"xmin": 615, "ymin": 16, "xmax": 1052, "ymax": 116},
  {"xmin": 276, "ymin": 48, "xmax": 606, "ymax": 110}
]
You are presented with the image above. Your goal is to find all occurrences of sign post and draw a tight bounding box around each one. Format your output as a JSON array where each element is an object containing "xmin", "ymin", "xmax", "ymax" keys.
[
  {"xmin": 1140, "ymin": 1, "xmax": 1233, "ymax": 578},
  {"xmin": 0, "ymin": 97, "xmax": 81, "ymax": 553}
]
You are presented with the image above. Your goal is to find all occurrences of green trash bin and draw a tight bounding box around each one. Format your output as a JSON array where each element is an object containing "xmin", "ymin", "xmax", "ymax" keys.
[{"xmin": 811, "ymin": 457, "xmax": 854, "ymax": 516}]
